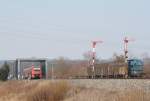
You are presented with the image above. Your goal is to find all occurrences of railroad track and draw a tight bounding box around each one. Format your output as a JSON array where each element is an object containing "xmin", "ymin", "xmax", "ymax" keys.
[{"xmin": 69, "ymin": 76, "xmax": 150, "ymax": 79}]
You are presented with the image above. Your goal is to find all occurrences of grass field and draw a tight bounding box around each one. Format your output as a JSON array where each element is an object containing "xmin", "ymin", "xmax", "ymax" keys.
[
  {"xmin": 0, "ymin": 79, "xmax": 150, "ymax": 101},
  {"xmin": 0, "ymin": 80, "xmax": 71, "ymax": 101}
]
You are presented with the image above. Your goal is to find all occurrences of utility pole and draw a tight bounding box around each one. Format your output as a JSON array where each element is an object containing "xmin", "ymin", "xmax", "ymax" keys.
[
  {"xmin": 51, "ymin": 64, "xmax": 54, "ymax": 79},
  {"xmin": 91, "ymin": 40, "xmax": 103, "ymax": 78},
  {"xmin": 51, "ymin": 63, "xmax": 56, "ymax": 80}
]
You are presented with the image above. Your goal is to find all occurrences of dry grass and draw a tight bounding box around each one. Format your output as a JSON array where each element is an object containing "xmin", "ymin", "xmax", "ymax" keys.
[
  {"xmin": 0, "ymin": 80, "xmax": 150, "ymax": 101},
  {"xmin": 0, "ymin": 80, "xmax": 70, "ymax": 101},
  {"xmin": 27, "ymin": 81, "xmax": 70, "ymax": 101},
  {"xmin": 65, "ymin": 88, "xmax": 150, "ymax": 101}
]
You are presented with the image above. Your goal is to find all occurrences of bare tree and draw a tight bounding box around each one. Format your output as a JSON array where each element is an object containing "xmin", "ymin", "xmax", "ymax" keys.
[{"xmin": 113, "ymin": 53, "xmax": 125, "ymax": 64}]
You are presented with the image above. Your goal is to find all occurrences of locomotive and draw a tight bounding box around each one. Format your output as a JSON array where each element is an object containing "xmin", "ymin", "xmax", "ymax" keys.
[
  {"xmin": 87, "ymin": 59, "xmax": 144, "ymax": 78},
  {"xmin": 128, "ymin": 59, "xmax": 144, "ymax": 77},
  {"xmin": 23, "ymin": 65, "xmax": 42, "ymax": 79}
]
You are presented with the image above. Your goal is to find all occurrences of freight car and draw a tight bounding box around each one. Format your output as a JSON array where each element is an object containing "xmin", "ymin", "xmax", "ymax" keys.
[
  {"xmin": 87, "ymin": 59, "xmax": 144, "ymax": 78},
  {"xmin": 23, "ymin": 65, "xmax": 42, "ymax": 79}
]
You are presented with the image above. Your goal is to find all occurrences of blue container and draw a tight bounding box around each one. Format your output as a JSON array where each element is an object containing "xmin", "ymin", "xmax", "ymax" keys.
[{"xmin": 128, "ymin": 59, "xmax": 144, "ymax": 77}]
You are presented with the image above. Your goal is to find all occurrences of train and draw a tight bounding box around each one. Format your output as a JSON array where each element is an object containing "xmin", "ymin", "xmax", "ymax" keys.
[
  {"xmin": 23, "ymin": 65, "xmax": 42, "ymax": 79},
  {"xmin": 87, "ymin": 59, "xmax": 144, "ymax": 78}
]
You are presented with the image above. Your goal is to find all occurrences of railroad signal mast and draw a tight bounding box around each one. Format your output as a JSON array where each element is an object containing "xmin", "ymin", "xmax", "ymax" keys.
[
  {"xmin": 91, "ymin": 40, "xmax": 103, "ymax": 78},
  {"xmin": 124, "ymin": 37, "xmax": 135, "ymax": 62}
]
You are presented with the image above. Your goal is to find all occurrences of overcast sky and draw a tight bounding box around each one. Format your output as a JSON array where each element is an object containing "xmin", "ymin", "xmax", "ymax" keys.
[{"xmin": 0, "ymin": 0, "xmax": 150, "ymax": 60}]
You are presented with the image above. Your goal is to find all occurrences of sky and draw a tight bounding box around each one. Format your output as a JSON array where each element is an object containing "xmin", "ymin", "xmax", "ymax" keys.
[{"xmin": 0, "ymin": 0, "xmax": 150, "ymax": 60}]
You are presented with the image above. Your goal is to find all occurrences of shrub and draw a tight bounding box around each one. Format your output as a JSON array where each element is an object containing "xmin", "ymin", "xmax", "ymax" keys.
[{"xmin": 0, "ymin": 62, "xmax": 10, "ymax": 81}]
